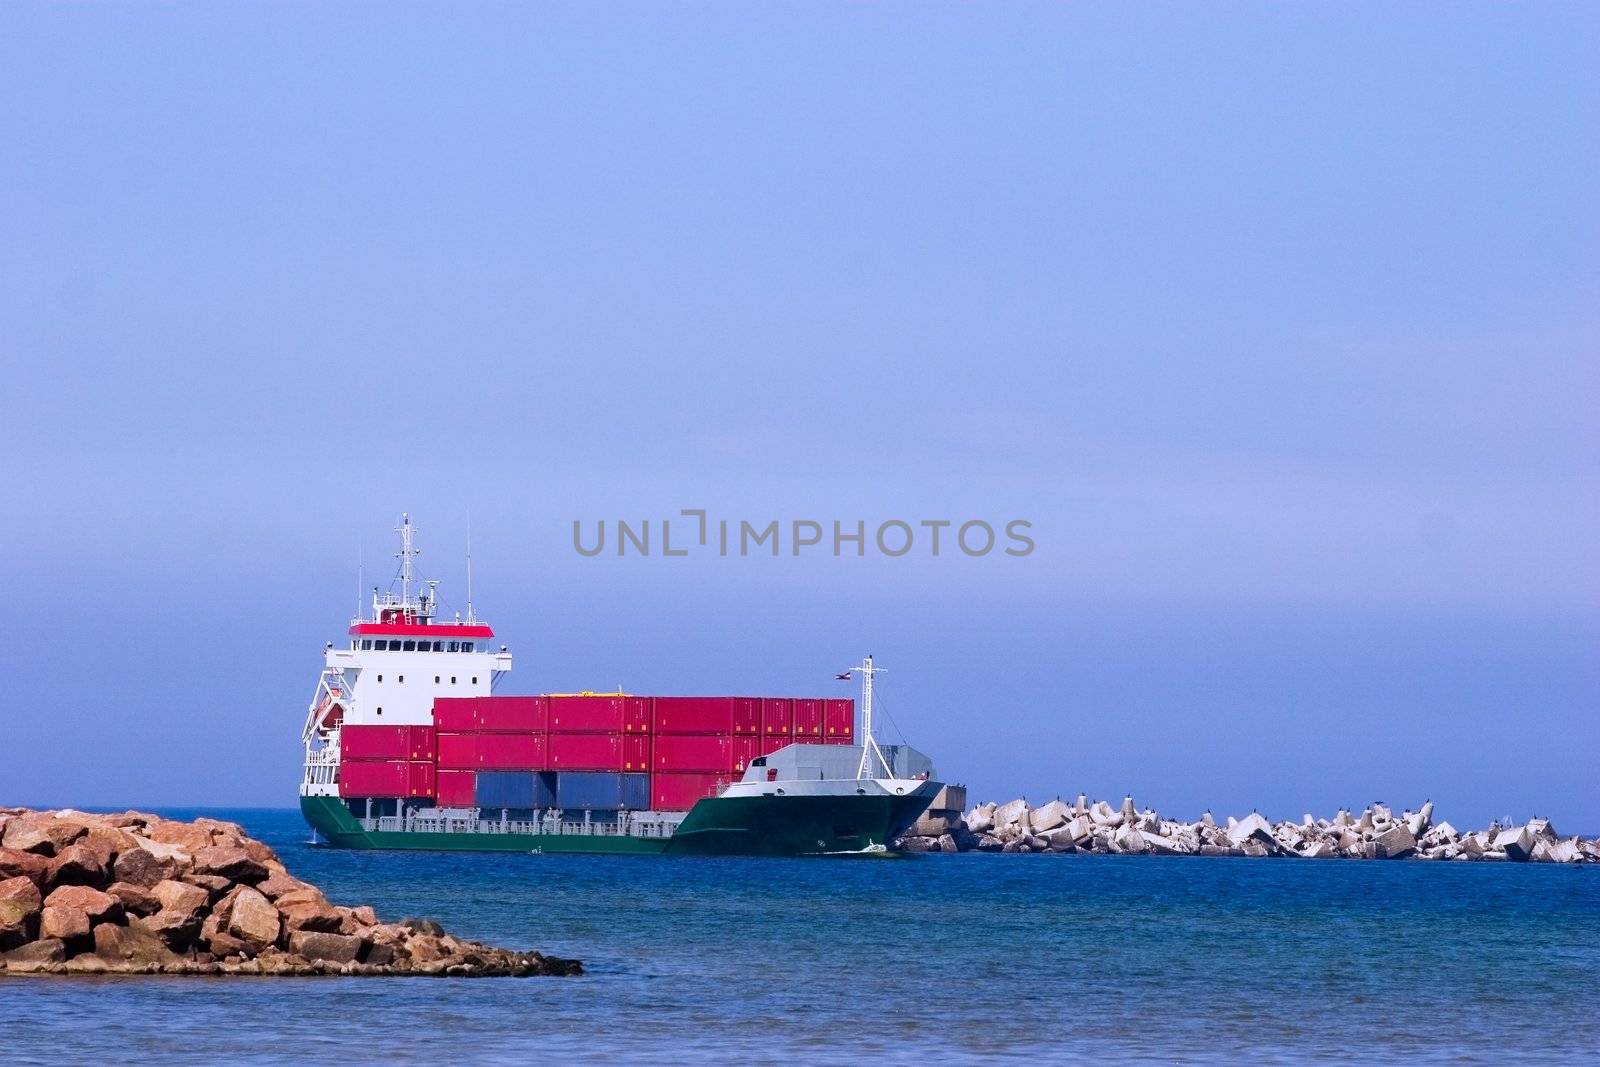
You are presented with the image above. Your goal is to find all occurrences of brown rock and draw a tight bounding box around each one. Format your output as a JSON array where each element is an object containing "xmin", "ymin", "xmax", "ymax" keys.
[
  {"xmin": 94, "ymin": 919, "xmax": 177, "ymax": 967},
  {"xmin": 43, "ymin": 884, "xmax": 124, "ymax": 924},
  {"xmin": 280, "ymin": 900, "xmax": 344, "ymax": 933},
  {"xmin": 0, "ymin": 897, "xmax": 41, "ymax": 950},
  {"xmin": 133, "ymin": 909, "xmax": 204, "ymax": 950},
  {"xmin": 33, "ymin": 816, "xmax": 91, "ymax": 854},
  {"xmin": 257, "ymin": 872, "xmax": 311, "ymax": 900},
  {"xmin": 45, "ymin": 841, "xmax": 111, "ymax": 888},
  {"xmin": 142, "ymin": 820, "xmax": 213, "ymax": 855},
  {"xmin": 226, "ymin": 886, "xmax": 281, "ymax": 948},
  {"xmin": 2, "ymin": 938, "xmax": 66, "ymax": 967},
  {"xmin": 1, "ymin": 824, "xmax": 52, "ymax": 856},
  {"xmin": 111, "ymin": 847, "xmax": 177, "ymax": 888},
  {"xmin": 152, "ymin": 879, "xmax": 209, "ymax": 919},
  {"xmin": 106, "ymin": 882, "xmax": 163, "ymax": 917},
  {"xmin": 40, "ymin": 904, "xmax": 91, "ymax": 942},
  {"xmin": 273, "ymin": 886, "xmax": 330, "ymax": 911},
  {"xmin": 207, "ymin": 931, "xmax": 254, "ymax": 959},
  {"xmin": 183, "ymin": 873, "xmax": 231, "ymax": 898},
  {"xmin": 363, "ymin": 941, "xmax": 395, "ymax": 966},
  {"xmin": 350, "ymin": 905, "xmax": 379, "ymax": 926},
  {"xmin": 0, "ymin": 875, "xmax": 41, "ymax": 910},
  {"xmin": 0, "ymin": 847, "xmax": 51, "ymax": 887},
  {"xmin": 288, "ymin": 930, "xmax": 365, "ymax": 964},
  {"xmin": 193, "ymin": 845, "xmax": 268, "ymax": 884}
]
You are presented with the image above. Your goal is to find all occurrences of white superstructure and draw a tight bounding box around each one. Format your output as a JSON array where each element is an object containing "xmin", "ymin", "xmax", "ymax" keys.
[{"xmin": 300, "ymin": 515, "xmax": 513, "ymax": 796}]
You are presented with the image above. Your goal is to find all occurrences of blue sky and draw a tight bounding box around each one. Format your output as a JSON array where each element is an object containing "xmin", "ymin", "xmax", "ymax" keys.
[{"xmin": 2, "ymin": 5, "xmax": 1596, "ymax": 829}]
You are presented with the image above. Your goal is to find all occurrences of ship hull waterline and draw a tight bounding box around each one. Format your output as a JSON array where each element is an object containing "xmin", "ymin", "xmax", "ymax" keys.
[{"xmin": 300, "ymin": 791, "xmax": 934, "ymax": 857}]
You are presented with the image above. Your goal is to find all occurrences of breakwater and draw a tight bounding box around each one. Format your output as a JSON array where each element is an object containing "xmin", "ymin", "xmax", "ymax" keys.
[
  {"xmin": 900, "ymin": 791, "xmax": 1596, "ymax": 861},
  {"xmin": 0, "ymin": 807, "xmax": 581, "ymax": 976}
]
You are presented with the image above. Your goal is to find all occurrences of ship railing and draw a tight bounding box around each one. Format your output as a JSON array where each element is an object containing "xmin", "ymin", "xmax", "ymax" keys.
[{"xmin": 362, "ymin": 812, "xmax": 683, "ymax": 838}]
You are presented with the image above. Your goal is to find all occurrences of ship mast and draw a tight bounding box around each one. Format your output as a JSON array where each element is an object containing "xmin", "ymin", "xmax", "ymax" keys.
[{"xmin": 849, "ymin": 655, "xmax": 894, "ymax": 780}]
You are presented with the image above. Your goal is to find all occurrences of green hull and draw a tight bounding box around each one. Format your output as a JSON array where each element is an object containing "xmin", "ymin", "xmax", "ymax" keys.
[{"xmin": 300, "ymin": 790, "xmax": 933, "ymax": 857}]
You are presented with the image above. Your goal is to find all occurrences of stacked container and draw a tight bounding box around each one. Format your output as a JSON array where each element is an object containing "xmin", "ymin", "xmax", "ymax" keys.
[{"xmin": 338, "ymin": 692, "xmax": 855, "ymax": 812}]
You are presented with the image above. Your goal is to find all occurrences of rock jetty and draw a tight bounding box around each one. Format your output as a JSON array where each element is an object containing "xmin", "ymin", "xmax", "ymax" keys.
[
  {"xmin": 898, "ymin": 789, "xmax": 1597, "ymax": 862},
  {"xmin": 0, "ymin": 808, "xmax": 581, "ymax": 977}
]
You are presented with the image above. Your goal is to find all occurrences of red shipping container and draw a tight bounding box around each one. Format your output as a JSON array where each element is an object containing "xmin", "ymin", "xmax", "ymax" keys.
[
  {"xmin": 475, "ymin": 696, "xmax": 548, "ymax": 733},
  {"xmin": 437, "ymin": 732, "xmax": 547, "ymax": 770},
  {"xmin": 756, "ymin": 733, "xmax": 788, "ymax": 759},
  {"xmin": 792, "ymin": 699, "xmax": 824, "ymax": 739},
  {"xmin": 652, "ymin": 696, "xmax": 734, "ymax": 735},
  {"xmin": 406, "ymin": 761, "xmax": 436, "ymax": 798},
  {"xmin": 624, "ymin": 696, "xmax": 650, "ymax": 733},
  {"xmin": 436, "ymin": 768, "xmax": 476, "ymax": 807},
  {"xmin": 433, "ymin": 696, "xmax": 478, "ymax": 731},
  {"xmin": 653, "ymin": 734, "xmax": 730, "ymax": 773},
  {"xmin": 340, "ymin": 725, "xmax": 409, "ymax": 761},
  {"xmin": 547, "ymin": 695, "xmax": 649, "ymax": 733},
  {"xmin": 824, "ymin": 699, "xmax": 854, "ymax": 742},
  {"xmin": 760, "ymin": 698, "xmax": 793, "ymax": 737},
  {"xmin": 547, "ymin": 732, "xmax": 624, "ymax": 772},
  {"xmin": 475, "ymin": 733, "xmax": 546, "ymax": 769},
  {"xmin": 406, "ymin": 725, "xmax": 436, "ymax": 761},
  {"xmin": 339, "ymin": 760, "xmax": 406, "ymax": 798},
  {"xmin": 650, "ymin": 772, "xmax": 726, "ymax": 812},
  {"xmin": 340, "ymin": 760, "xmax": 435, "ymax": 799},
  {"xmin": 622, "ymin": 733, "xmax": 651, "ymax": 772},
  {"xmin": 731, "ymin": 698, "xmax": 760, "ymax": 736},
  {"xmin": 730, "ymin": 736, "xmax": 759, "ymax": 775},
  {"xmin": 437, "ymin": 732, "xmax": 477, "ymax": 769}
]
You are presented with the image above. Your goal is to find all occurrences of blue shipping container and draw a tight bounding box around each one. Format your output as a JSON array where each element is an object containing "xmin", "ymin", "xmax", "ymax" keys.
[
  {"xmin": 555, "ymin": 772, "xmax": 624, "ymax": 811},
  {"xmin": 475, "ymin": 771, "xmax": 556, "ymax": 809},
  {"xmin": 621, "ymin": 773, "xmax": 649, "ymax": 810}
]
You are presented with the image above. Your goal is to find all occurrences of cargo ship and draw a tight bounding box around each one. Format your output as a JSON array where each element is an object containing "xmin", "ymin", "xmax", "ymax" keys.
[{"xmin": 299, "ymin": 517, "xmax": 942, "ymax": 855}]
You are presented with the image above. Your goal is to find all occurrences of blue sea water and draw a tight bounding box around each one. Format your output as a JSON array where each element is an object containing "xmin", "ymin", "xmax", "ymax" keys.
[{"xmin": 4, "ymin": 808, "xmax": 1597, "ymax": 1065}]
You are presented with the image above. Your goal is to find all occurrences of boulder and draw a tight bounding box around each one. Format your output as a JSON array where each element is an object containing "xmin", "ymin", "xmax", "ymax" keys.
[
  {"xmin": 0, "ymin": 874, "xmax": 41, "ymax": 910},
  {"xmin": 193, "ymin": 845, "xmax": 269, "ymax": 884},
  {"xmin": 2, "ymin": 938, "xmax": 66, "ymax": 969},
  {"xmin": 134, "ymin": 908, "xmax": 205, "ymax": 950},
  {"xmin": 1545, "ymin": 839, "xmax": 1582, "ymax": 864},
  {"xmin": 226, "ymin": 887, "xmax": 282, "ymax": 949},
  {"xmin": 898, "ymin": 836, "xmax": 936, "ymax": 853},
  {"xmin": 40, "ymin": 904, "xmax": 91, "ymax": 942},
  {"xmin": 44, "ymin": 842, "xmax": 111, "ymax": 889},
  {"xmin": 112, "ymin": 847, "xmax": 178, "ymax": 888},
  {"xmin": 141, "ymin": 821, "xmax": 214, "ymax": 856},
  {"xmin": 1493, "ymin": 826, "xmax": 1536, "ymax": 862},
  {"xmin": 974, "ymin": 834, "xmax": 1003, "ymax": 852},
  {"xmin": 912, "ymin": 813, "xmax": 959, "ymax": 837},
  {"xmin": 106, "ymin": 882, "xmax": 162, "ymax": 917},
  {"xmin": 1139, "ymin": 830, "xmax": 1187, "ymax": 855},
  {"xmin": 0, "ymin": 847, "xmax": 51, "ymax": 887},
  {"xmin": 963, "ymin": 808, "xmax": 995, "ymax": 834},
  {"xmin": 1112, "ymin": 825, "xmax": 1148, "ymax": 853},
  {"xmin": 0, "ymin": 896, "xmax": 41, "ymax": 950},
  {"xmin": 94, "ymin": 919, "xmax": 178, "ymax": 969},
  {"xmin": 184, "ymin": 874, "xmax": 233, "ymax": 899},
  {"xmin": 1299, "ymin": 841, "xmax": 1338, "ymax": 859},
  {"xmin": 288, "ymin": 930, "xmax": 365, "ymax": 964},
  {"xmin": 43, "ymin": 884, "xmax": 123, "ymax": 924},
  {"xmin": 207, "ymin": 931, "xmax": 254, "ymax": 959},
  {"xmin": 1406, "ymin": 801, "xmax": 1434, "ymax": 838},
  {"xmin": 1226, "ymin": 813, "xmax": 1274, "ymax": 847},
  {"xmin": 937, "ymin": 833, "xmax": 959, "ymax": 854},
  {"xmin": 993, "ymin": 799, "xmax": 1029, "ymax": 829},
  {"xmin": 1240, "ymin": 840, "xmax": 1271, "ymax": 858},
  {"xmin": 1372, "ymin": 825, "xmax": 1416, "ymax": 859},
  {"xmin": 1029, "ymin": 800, "xmax": 1068, "ymax": 834},
  {"xmin": 1, "ymin": 824, "xmax": 53, "ymax": 856},
  {"xmin": 1527, "ymin": 818, "xmax": 1557, "ymax": 842},
  {"xmin": 153, "ymin": 879, "xmax": 209, "ymax": 919}
]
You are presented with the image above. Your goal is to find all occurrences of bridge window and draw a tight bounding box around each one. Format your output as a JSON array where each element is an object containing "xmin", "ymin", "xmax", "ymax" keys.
[
  {"xmin": 432, "ymin": 641, "xmax": 444, "ymax": 652},
  {"xmin": 376, "ymin": 675, "xmax": 383, "ymax": 682},
  {"xmin": 361, "ymin": 639, "xmax": 371, "ymax": 650},
  {"xmin": 448, "ymin": 641, "xmax": 459, "ymax": 652},
  {"xmin": 463, "ymin": 642, "xmax": 475, "ymax": 653},
  {"xmin": 376, "ymin": 707, "xmax": 383, "ymax": 715},
  {"xmin": 471, "ymin": 676, "xmax": 478, "ymax": 684},
  {"xmin": 434, "ymin": 676, "xmax": 440, "ymax": 684},
  {"xmin": 451, "ymin": 676, "xmax": 457, "ymax": 684},
  {"xmin": 398, "ymin": 675, "xmax": 404, "ymax": 683},
  {"xmin": 402, "ymin": 640, "xmax": 416, "ymax": 652}
]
